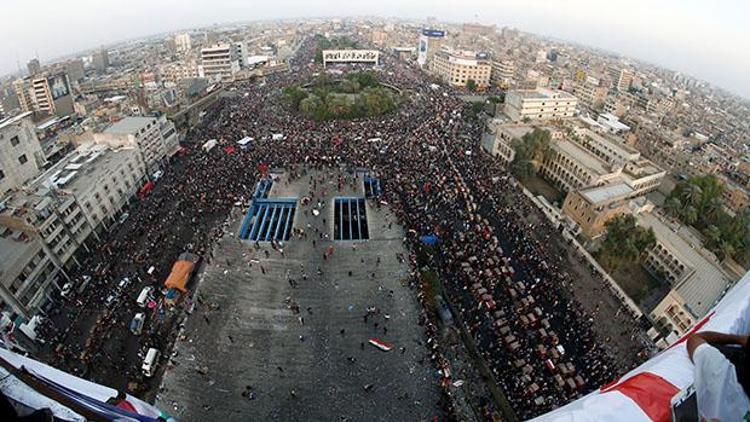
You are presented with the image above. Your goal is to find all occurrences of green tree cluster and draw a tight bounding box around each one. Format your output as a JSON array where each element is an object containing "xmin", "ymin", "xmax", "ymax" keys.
[
  {"xmin": 665, "ymin": 174, "xmax": 750, "ymax": 263},
  {"xmin": 282, "ymin": 72, "xmax": 400, "ymax": 121},
  {"xmin": 510, "ymin": 128, "xmax": 552, "ymax": 178},
  {"xmin": 466, "ymin": 79, "xmax": 477, "ymax": 92},
  {"xmin": 598, "ymin": 214, "xmax": 657, "ymax": 270}
]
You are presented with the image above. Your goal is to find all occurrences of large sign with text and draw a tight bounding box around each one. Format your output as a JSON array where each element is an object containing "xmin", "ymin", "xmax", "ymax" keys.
[{"xmin": 322, "ymin": 50, "xmax": 380, "ymax": 66}]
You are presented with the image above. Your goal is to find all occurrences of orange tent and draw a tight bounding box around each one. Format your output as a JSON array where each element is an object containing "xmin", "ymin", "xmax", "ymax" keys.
[{"xmin": 164, "ymin": 260, "xmax": 195, "ymax": 292}]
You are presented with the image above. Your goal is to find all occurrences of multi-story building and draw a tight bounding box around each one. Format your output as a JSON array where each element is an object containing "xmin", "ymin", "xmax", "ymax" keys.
[
  {"xmin": 417, "ymin": 29, "xmax": 447, "ymax": 67},
  {"xmin": 490, "ymin": 59, "xmax": 515, "ymax": 88},
  {"xmin": 503, "ymin": 88, "xmax": 578, "ymax": 122},
  {"xmin": 561, "ymin": 184, "xmax": 652, "ymax": 239},
  {"xmin": 13, "ymin": 79, "xmax": 34, "ymax": 113},
  {"xmin": 639, "ymin": 212, "xmax": 735, "ymax": 337},
  {"xmin": 719, "ymin": 175, "xmax": 750, "ymax": 213},
  {"xmin": 0, "ymin": 112, "xmax": 46, "ymax": 196},
  {"xmin": 159, "ymin": 61, "xmax": 201, "ymax": 84},
  {"xmin": 95, "ymin": 116, "xmax": 179, "ymax": 173},
  {"xmin": 430, "ymin": 50, "xmax": 491, "ymax": 88},
  {"xmin": 27, "ymin": 59, "xmax": 41, "ymax": 76},
  {"xmin": 14, "ymin": 73, "xmax": 75, "ymax": 117},
  {"xmin": 233, "ymin": 42, "xmax": 247, "ymax": 69},
  {"xmin": 200, "ymin": 44, "xmax": 239, "ymax": 82},
  {"xmin": 0, "ymin": 144, "xmax": 146, "ymax": 318},
  {"xmin": 481, "ymin": 120, "xmax": 563, "ymax": 164},
  {"xmin": 175, "ymin": 33, "xmax": 192, "ymax": 54},
  {"xmin": 574, "ymin": 77, "xmax": 607, "ymax": 111},
  {"xmin": 608, "ymin": 66, "xmax": 634, "ymax": 92},
  {"xmin": 92, "ymin": 49, "xmax": 109, "ymax": 73}
]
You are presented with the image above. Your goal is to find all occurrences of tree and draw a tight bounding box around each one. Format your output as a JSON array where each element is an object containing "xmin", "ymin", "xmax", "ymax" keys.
[
  {"xmin": 510, "ymin": 128, "xmax": 552, "ymax": 178},
  {"xmin": 664, "ymin": 197, "xmax": 682, "ymax": 217},
  {"xmin": 282, "ymin": 86, "xmax": 308, "ymax": 111},
  {"xmin": 598, "ymin": 214, "xmax": 656, "ymax": 270},
  {"xmin": 682, "ymin": 205, "xmax": 699, "ymax": 225},
  {"xmin": 466, "ymin": 79, "xmax": 477, "ymax": 92}
]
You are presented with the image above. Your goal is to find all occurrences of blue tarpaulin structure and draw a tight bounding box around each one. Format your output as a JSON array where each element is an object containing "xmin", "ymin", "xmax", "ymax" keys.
[{"xmin": 420, "ymin": 234, "xmax": 438, "ymax": 245}]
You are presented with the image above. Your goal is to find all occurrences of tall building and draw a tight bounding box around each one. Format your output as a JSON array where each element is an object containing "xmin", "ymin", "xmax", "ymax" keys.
[
  {"xmin": 574, "ymin": 77, "xmax": 607, "ymax": 111},
  {"xmin": 608, "ymin": 67, "xmax": 634, "ymax": 92},
  {"xmin": 417, "ymin": 29, "xmax": 446, "ymax": 67},
  {"xmin": 96, "ymin": 116, "xmax": 179, "ymax": 173},
  {"xmin": 490, "ymin": 59, "xmax": 515, "ymax": 87},
  {"xmin": 27, "ymin": 59, "xmax": 41, "ymax": 76},
  {"xmin": 92, "ymin": 49, "xmax": 109, "ymax": 73},
  {"xmin": 0, "ymin": 112, "xmax": 46, "ymax": 196},
  {"xmin": 503, "ymin": 89, "xmax": 579, "ymax": 121},
  {"xmin": 13, "ymin": 79, "xmax": 34, "ymax": 113},
  {"xmin": 200, "ymin": 43, "xmax": 239, "ymax": 82},
  {"xmin": 430, "ymin": 51, "xmax": 491, "ymax": 88},
  {"xmin": 233, "ymin": 42, "xmax": 247, "ymax": 69},
  {"xmin": 175, "ymin": 33, "xmax": 192, "ymax": 54},
  {"xmin": 29, "ymin": 73, "xmax": 75, "ymax": 117}
]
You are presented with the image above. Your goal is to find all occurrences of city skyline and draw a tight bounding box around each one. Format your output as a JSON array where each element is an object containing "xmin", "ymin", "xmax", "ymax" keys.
[{"xmin": 2, "ymin": 0, "xmax": 750, "ymax": 99}]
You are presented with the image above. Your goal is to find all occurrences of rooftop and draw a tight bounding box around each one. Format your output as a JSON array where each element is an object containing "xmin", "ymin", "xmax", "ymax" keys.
[
  {"xmin": 0, "ymin": 112, "xmax": 33, "ymax": 132},
  {"xmin": 103, "ymin": 117, "xmax": 157, "ymax": 135},
  {"xmin": 511, "ymin": 88, "xmax": 577, "ymax": 101},
  {"xmin": 637, "ymin": 212, "xmax": 734, "ymax": 317},
  {"xmin": 553, "ymin": 138, "xmax": 611, "ymax": 176},
  {"xmin": 580, "ymin": 183, "xmax": 634, "ymax": 204}
]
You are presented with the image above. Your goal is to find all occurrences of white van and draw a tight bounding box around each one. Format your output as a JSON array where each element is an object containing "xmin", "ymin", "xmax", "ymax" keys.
[
  {"xmin": 142, "ymin": 348, "xmax": 160, "ymax": 377},
  {"xmin": 136, "ymin": 286, "xmax": 153, "ymax": 308}
]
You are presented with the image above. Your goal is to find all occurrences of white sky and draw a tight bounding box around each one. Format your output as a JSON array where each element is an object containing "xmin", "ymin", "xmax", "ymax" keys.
[{"xmin": 3, "ymin": 0, "xmax": 749, "ymax": 98}]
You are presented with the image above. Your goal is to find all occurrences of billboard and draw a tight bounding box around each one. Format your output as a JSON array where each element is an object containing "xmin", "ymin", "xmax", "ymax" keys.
[
  {"xmin": 422, "ymin": 29, "xmax": 446, "ymax": 38},
  {"xmin": 48, "ymin": 74, "xmax": 70, "ymax": 100}
]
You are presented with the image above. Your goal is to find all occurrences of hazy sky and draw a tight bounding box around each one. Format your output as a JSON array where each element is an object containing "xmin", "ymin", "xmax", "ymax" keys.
[{"xmin": 3, "ymin": 0, "xmax": 749, "ymax": 97}]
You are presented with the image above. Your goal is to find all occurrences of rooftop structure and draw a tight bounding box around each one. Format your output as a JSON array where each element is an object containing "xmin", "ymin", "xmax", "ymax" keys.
[
  {"xmin": 639, "ymin": 212, "xmax": 735, "ymax": 335},
  {"xmin": 430, "ymin": 50, "xmax": 491, "ymax": 88}
]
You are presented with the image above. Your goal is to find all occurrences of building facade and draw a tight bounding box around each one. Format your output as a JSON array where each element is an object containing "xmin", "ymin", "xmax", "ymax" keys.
[
  {"xmin": 0, "ymin": 144, "xmax": 146, "ymax": 318},
  {"xmin": 490, "ymin": 59, "xmax": 515, "ymax": 88},
  {"xmin": 0, "ymin": 112, "xmax": 46, "ymax": 196},
  {"xmin": 430, "ymin": 51, "xmax": 491, "ymax": 88},
  {"xmin": 200, "ymin": 44, "xmax": 239, "ymax": 82},
  {"xmin": 504, "ymin": 89, "xmax": 578, "ymax": 122},
  {"xmin": 96, "ymin": 116, "xmax": 179, "ymax": 173}
]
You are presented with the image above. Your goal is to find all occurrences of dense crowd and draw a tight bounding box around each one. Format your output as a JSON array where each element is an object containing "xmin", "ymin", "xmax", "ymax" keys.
[{"xmin": 35, "ymin": 36, "xmax": 650, "ymax": 419}]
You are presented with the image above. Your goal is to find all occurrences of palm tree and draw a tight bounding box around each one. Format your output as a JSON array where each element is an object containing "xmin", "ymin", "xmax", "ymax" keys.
[
  {"xmin": 718, "ymin": 241, "xmax": 736, "ymax": 261},
  {"xmin": 683, "ymin": 205, "xmax": 699, "ymax": 225},
  {"xmin": 704, "ymin": 224, "xmax": 722, "ymax": 249},
  {"xmin": 664, "ymin": 197, "xmax": 682, "ymax": 217},
  {"xmin": 681, "ymin": 184, "xmax": 703, "ymax": 207}
]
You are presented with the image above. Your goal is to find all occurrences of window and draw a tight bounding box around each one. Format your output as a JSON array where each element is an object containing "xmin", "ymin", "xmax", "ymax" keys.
[
  {"xmin": 18, "ymin": 154, "xmax": 28, "ymax": 164},
  {"xmin": 10, "ymin": 136, "xmax": 20, "ymax": 147},
  {"xmin": 0, "ymin": 170, "xmax": 4, "ymax": 181}
]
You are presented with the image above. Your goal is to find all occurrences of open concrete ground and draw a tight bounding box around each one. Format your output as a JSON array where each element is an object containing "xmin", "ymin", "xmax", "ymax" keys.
[{"xmin": 156, "ymin": 168, "xmax": 441, "ymax": 421}]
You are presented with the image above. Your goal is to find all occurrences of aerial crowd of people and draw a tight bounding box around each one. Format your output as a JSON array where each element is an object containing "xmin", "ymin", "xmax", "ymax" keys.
[{"xmin": 33, "ymin": 36, "xmax": 652, "ymax": 419}]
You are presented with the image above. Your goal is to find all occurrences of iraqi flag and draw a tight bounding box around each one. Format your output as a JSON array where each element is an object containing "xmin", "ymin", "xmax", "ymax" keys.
[{"xmin": 369, "ymin": 338, "xmax": 393, "ymax": 352}]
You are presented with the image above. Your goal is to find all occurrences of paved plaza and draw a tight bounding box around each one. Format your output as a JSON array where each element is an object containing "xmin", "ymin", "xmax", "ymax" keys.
[{"xmin": 157, "ymin": 168, "xmax": 441, "ymax": 421}]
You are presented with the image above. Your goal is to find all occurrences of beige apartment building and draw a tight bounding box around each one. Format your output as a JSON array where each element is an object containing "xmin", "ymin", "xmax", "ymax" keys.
[
  {"xmin": 200, "ymin": 43, "xmax": 240, "ymax": 82},
  {"xmin": 490, "ymin": 59, "xmax": 515, "ymax": 88},
  {"xmin": 430, "ymin": 51, "xmax": 491, "ymax": 88},
  {"xmin": 562, "ymin": 183, "xmax": 637, "ymax": 239},
  {"xmin": 96, "ymin": 116, "xmax": 179, "ymax": 173},
  {"xmin": 503, "ymin": 89, "xmax": 578, "ymax": 122}
]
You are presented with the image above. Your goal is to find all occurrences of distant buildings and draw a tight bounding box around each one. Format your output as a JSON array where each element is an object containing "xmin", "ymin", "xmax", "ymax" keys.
[
  {"xmin": 608, "ymin": 66, "xmax": 634, "ymax": 92},
  {"xmin": 430, "ymin": 50, "xmax": 491, "ymax": 88},
  {"xmin": 0, "ymin": 112, "xmax": 46, "ymax": 196},
  {"xmin": 200, "ymin": 43, "xmax": 239, "ymax": 82},
  {"xmin": 503, "ymin": 88, "xmax": 578, "ymax": 122}
]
